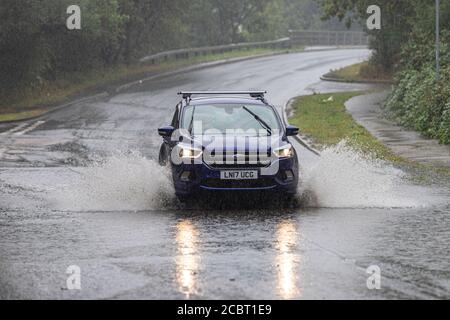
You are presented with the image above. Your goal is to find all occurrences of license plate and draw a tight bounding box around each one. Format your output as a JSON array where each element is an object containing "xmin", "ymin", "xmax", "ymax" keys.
[{"xmin": 220, "ymin": 170, "xmax": 258, "ymax": 180}]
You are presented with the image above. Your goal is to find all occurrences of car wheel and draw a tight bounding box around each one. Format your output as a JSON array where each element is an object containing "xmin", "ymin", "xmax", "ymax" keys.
[
  {"xmin": 176, "ymin": 194, "xmax": 189, "ymax": 203},
  {"xmin": 158, "ymin": 144, "xmax": 168, "ymax": 166},
  {"xmin": 281, "ymin": 193, "xmax": 298, "ymax": 208}
]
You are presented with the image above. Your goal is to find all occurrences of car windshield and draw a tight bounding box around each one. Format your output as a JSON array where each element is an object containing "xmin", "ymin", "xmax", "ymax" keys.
[{"xmin": 181, "ymin": 104, "xmax": 280, "ymax": 136}]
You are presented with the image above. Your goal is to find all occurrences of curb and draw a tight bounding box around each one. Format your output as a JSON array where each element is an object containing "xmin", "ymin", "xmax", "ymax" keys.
[
  {"xmin": 320, "ymin": 74, "xmax": 393, "ymax": 85},
  {"xmin": 282, "ymin": 98, "xmax": 321, "ymax": 156}
]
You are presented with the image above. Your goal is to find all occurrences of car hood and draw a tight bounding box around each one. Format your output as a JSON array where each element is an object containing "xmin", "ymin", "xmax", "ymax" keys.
[{"xmin": 185, "ymin": 134, "xmax": 288, "ymax": 152}]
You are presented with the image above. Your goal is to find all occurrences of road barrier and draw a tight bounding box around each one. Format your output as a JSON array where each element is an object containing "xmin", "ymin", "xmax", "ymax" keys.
[
  {"xmin": 140, "ymin": 38, "xmax": 291, "ymax": 64},
  {"xmin": 140, "ymin": 31, "xmax": 369, "ymax": 64},
  {"xmin": 289, "ymin": 30, "xmax": 369, "ymax": 46}
]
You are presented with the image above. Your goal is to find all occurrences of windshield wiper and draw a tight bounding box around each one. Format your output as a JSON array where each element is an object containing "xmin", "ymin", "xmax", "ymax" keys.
[
  {"xmin": 188, "ymin": 106, "xmax": 196, "ymax": 135},
  {"xmin": 242, "ymin": 106, "xmax": 272, "ymax": 135}
]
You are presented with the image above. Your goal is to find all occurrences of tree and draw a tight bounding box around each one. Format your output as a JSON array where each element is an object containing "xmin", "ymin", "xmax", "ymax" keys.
[{"xmin": 320, "ymin": 0, "xmax": 416, "ymax": 71}]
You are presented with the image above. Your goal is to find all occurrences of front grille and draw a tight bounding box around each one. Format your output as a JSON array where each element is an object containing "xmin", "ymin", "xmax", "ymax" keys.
[
  {"xmin": 204, "ymin": 151, "xmax": 271, "ymax": 169},
  {"xmin": 208, "ymin": 163, "xmax": 268, "ymax": 169},
  {"xmin": 201, "ymin": 178, "xmax": 276, "ymax": 189}
]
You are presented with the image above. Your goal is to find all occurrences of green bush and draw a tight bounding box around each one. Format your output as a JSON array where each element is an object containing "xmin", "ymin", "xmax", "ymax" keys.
[{"xmin": 386, "ymin": 39, "xmax": 450, "ymax": 144}]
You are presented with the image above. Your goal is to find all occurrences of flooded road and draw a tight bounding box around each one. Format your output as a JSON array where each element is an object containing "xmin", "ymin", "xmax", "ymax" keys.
[{"xmin": 1, "ymin": 49, "xmax": 449, "ymax": 299}]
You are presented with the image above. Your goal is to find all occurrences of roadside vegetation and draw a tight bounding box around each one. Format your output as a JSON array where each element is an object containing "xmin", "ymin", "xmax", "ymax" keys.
[
  {"xmin": 321, "ymin": 0, "xmax": 450, "ymax": 145},
  {"xmin": 324, "ymin": 61, "xmax": 392, "ymax": 83},
  {"xmin": 289, "ymin": 92, "xmax": 404, "ymax": 163},
  {"xmin": 385, "ymin": 36, "xmax": 450, "ymax": 144},
  {"xmin": 0, "ymin": 110, "xmax": 47, "ymax": 122}
]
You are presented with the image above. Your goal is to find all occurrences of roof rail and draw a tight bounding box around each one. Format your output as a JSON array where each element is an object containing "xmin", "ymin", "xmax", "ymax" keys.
[{"xmin": 178, "ymin": 91, "xmax": 267, "ymax": 100}]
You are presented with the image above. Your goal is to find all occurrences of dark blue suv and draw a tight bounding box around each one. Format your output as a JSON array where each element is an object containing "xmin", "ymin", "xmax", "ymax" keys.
[{"xmin": 158, "ymin": 91, "xmax": 299, "ymax": 202}]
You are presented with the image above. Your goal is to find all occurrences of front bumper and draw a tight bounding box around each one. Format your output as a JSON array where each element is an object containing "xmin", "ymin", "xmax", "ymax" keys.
[{"xmin": 171, "ymin": 158, "xmax": 299, "ymax": 195}]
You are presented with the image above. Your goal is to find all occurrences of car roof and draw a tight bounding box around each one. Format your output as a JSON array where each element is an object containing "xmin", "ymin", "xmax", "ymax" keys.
[{"xmin": 186, "ymin": 96, "xmax": 269, "ymax": 106}]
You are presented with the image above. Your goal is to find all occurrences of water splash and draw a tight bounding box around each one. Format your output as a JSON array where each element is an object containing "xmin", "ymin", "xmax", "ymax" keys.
[
  {"xmin": 300, "ymin": 141, "xmax": 432, "ymax": 209},
  {"xmin": 53, "ymin": 151, "xmax": 176, "ymax": 211},
  {"xmin": 49, "ymin": 143, "xmax": 440, "ymax": 211}
]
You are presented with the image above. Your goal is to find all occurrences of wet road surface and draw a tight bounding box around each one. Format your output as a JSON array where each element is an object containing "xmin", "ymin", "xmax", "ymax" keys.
[{"xmin": 1, "ymin": 49, "xmax": 449, "ymax": 299}]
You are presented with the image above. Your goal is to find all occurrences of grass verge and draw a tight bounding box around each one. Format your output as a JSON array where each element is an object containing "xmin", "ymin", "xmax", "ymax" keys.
[
  {"xmin": 324, "ymin": 61, "xmax": 392, "ymax": 83},
  {"xmin": 289, "ymin": 92, "xmax": 450, "ymax": 179},
  {"xmin": 0, "ymin": 109, "xmax": 48, "ymax": 122},
  {"xmin": 0, "ymin": 46, "xmax": 302, "ymax": 122},
  {"xmin": 289, "ymin": 92, "xmax": 404, "ymax": 163}
]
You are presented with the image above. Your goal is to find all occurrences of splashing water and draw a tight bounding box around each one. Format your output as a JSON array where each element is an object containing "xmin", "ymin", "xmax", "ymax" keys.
[
  {"xmin": 50, "ymin": 143, "xmax": 439, "ymax": 212},
  {"xmin": 300, "ymin": 141, "xmax": 432, "ymax": 209},
  {"xmin": 53, "ymin": 151, "xmax": 176, "ymax": 211}
]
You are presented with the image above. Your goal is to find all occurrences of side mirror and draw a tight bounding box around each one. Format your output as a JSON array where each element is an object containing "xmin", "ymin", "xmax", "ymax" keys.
[
  {"xmin": 286, "ymin": 125, "xmax": 299, "ymax": 137},
  {"xmin": 158, "ymin": 126, "xmax": 175, "ymax": 138}
]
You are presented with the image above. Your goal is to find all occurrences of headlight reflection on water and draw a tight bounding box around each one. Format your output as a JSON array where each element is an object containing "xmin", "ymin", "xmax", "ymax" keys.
[
  {"xmin": 174, "ymin": 218, "xmax": 301, "ymax": 299},
  {"xmin": 275, "ymin": 220, "xmax": 300, "ymax": 299},
  {"xmin": 175, "ymin": 220, "xmax": 200, "ymax": 298}
]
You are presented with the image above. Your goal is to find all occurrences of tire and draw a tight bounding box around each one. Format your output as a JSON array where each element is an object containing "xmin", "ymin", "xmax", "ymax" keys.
[
  {"xmin": 176, "ymin": 194, "xmax": 189, "ymax": 203},
  {"xmin": 281, "ymin": 193, "xmax": 298, "ymax": 208},
  {"xmin": 158, "ymin": 144, "xmax": 168, "ymax": 166}
]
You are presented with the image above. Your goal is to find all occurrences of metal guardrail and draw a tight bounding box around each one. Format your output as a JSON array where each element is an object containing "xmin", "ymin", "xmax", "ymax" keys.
[
  {"xmin": 139, "ymin": 31, "xmax": 369, "ymax": 65},
  {"xmin": 289, "ymin": 30, "xmax": 369, "ymax": 46},
  {"xmin": 140, "ymin": 38, "xmax": 291, "ymax": 64}
]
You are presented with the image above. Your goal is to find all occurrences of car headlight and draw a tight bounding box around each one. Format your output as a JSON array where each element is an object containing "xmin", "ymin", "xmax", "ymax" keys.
[
  {"xmin": 178, "ymin": 145, "xmax": 203, "ymax": 159},
  {"xmin": 273, "ymin": 144, "xmax": 294, "ymax": 158}
]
